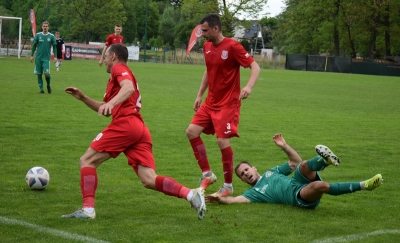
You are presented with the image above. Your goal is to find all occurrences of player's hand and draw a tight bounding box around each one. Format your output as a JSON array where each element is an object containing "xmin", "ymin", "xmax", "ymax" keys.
[
  {"xmin": 98, "ymin": 103, "xmax": 114, "ymax": 116},
  {"xmin": 193, "ymin": 97, "xmax": 202, "ymax": 111},
  {"xmin": 273, "ymin": 133, "xmax": 287, "ymax": 148},
  {"xmin": 62, "ymin": 50, "xmax": 65, "ymax": 54},
  {"xmin": 29, "ymin": 56, "xmax": 34, "ymax": 63},
  {"xmin": 239, "ymin": 86, "xmax": 252, "ymax": 100},
  {"xmin": 205, "ymin": 194, "xmax": 221, "ymax": 203},
  {"xmin": 65, "ymin": 87, "xmax": 85, "ymax": 100},
  {"xmin": 98, "ymin": 60, "xmax": 103, "ymax": 67}
]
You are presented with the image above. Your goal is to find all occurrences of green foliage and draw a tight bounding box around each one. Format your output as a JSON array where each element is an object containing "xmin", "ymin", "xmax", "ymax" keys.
[
  {"xmin": 58, "ymin": 0, "xmax": 127, "ymax": 43},
  {"xmin": 274, "ymin": 0, "xmax": 400, "ymax": 57},
  {"xmin": 174, "ymin": 18, "xmax": 199, "ymax": 48},
  {"xmin": 133, "ymin": 0, "xmax": 160, "ymax": 42},
  {"xmin": 219, "ymin": 0, "xmax": 268, "ymax": 36},
  {"xmin": 158, "ymin": 6, "xmax": 176, "ymax": 47},
  {"xmin": 1, "ymin": 57, "xmax": 400, "ymax": 242},
  {"xmin": 119, "ymin": 0, "xmax": 138, "ymax": 44}
]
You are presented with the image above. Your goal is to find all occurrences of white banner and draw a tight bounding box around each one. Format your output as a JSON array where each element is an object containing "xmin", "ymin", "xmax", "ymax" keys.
[{"xmin": 127, "ymin": 45, "xmax": 139, "ymax": 60}]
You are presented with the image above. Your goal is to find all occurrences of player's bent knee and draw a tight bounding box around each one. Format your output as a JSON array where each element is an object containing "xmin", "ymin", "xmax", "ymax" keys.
[
  {"xmin": 313, "ymin": 181, "xmax": 330, "ymax": 193},
  {"xmin": 140, "ymin": 179, "xmax": 155, "ymax": 190}
]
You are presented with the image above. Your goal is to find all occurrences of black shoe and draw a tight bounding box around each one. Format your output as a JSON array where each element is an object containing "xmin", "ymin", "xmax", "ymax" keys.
[
  {"xmin": 47, "ymin": 86, "xmax": 52, "ymax": 94},
  {"xmin": 39, "ymin": 90, "xmax": 45, "ymax": 94}
]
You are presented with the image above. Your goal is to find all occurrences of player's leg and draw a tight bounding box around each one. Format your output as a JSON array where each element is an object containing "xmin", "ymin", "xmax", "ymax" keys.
[
  {"xmin": 211, "ymin": 106, "xmax": 240, "ymax": 196},
  {"xmin": 186, "ymin": 106, "xmax": 216, "ymax": 190},
  {"xmin": 299, "ymin": 145, "xmax": 340, "ymax": 181},
  {"xmin": 214, "ymin": 137, "xmax": 234, "ymax": 196},
  {"xmin": 130, "ymin": 124, "xmax": 206, "ymax": 219},
  {"xmin": 298, "ymin": 181, "xmax": 329, "ymax": 203},
  {"xmin": 43, "ymin": 60, "xmax": 52, "ymax": 93},
  {"xmin": 298, "ymin": 174, "xmax": 383, "ymax": 204},
  {"xmin": 61, "ymin": 148, "xmax": 110, "ymax": 219},
  {"xmin": 135, "ymin": 166, "xmax": 206, "ymax": 220},
  {"xmin": 34, "ymin": 60, "xmax": 44, "ymax": 93}
]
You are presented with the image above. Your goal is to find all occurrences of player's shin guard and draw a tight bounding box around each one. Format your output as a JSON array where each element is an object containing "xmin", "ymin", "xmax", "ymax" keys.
[
  {"xmin": 38, "ymin": 76, "xmax": 44, "ymax": 91},
  {"xmin": 328, "ymin": 182, "xmax": 361, "ymax": 195},
  {"xmin": 155, "ymin": 176, "xmax": 190, "ymax": 199},
  {"xmin": 45, "ymin": 75, "xmax": 51, "ymax": 86},
  {"xmin": 307, "ymin": 156, "xmax": 329, "ymax": 171},
  {"xmin": 80, "ymin": 167, "xmax": 98, "ymax": 208},
  {"xmin": 221, "ymin": 146, "xmax": 234, "ymax": 184},
  {"xmin": 190, "ymin": 137, "xmax": 210, "ymax": 173}
]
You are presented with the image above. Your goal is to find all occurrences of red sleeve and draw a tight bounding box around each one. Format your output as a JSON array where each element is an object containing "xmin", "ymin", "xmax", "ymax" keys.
[
  {"xmin": 105, "ymin": 34, "xmax": 113, "ymax": 47},
  {"xmin": 232, "ymin": 42, "xmax": 254, "ymax": 68}
]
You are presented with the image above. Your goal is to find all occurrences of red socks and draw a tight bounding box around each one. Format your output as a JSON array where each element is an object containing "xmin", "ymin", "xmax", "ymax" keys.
[
  {"xmin": 221, "ymin": 146, "xmax": 234, "ymax": 184},
  {"xmin": 155, "ymin": 176, "xmax": 190, "ymax": 199},
  {"xmin": 189, "ymin": 137, "xmax": 210, "ymax": 172},
  {"xmin": 80, "ymin": 167, "xmax": 98, "ymax": 208}
]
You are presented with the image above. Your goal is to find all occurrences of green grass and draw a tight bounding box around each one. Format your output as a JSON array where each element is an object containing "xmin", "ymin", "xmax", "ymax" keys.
[{"xmin": 0, "ymin": 56, "xmax": 399, "ymax": 243}]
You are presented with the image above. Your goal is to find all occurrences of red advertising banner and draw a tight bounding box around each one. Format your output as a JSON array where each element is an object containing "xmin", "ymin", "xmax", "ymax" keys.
[
  {"xmin": 186, "ymin": 24, "xmax": 202, "ymax": 56},
  {"xmin": 30, "ymin": 9, "xmax": 36, "ymax": 37}
]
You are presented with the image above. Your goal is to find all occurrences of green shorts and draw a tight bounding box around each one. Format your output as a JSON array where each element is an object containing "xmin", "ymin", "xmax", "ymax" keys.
[
  {"xmin": 34, "ymin": 59, "xmax": 51, "ymax": 75},
  {"xmin": 292, "ymin": 163, "xmax": 322, "ymax": 209}
]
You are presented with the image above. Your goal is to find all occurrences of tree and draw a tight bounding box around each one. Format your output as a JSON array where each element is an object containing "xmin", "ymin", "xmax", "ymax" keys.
[
  {"xmin": 159, "ymin": 6, "xmax": 176, "ymax": 47},
  {"xmin": 57, "ymin": 0, "xmax": 127, "ymax": 43},
  {"xmin": 133, "ymin": 0, "xmax": 160, "ymax": 42},
  {"xmin": 219, "ymin": 0, "xmax": 268, "ymax": 36}
]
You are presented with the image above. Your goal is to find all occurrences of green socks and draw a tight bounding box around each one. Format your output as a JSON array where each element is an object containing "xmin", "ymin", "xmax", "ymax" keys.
[
  {"xmin": 328, "ymin": 182, "xmax": 361, "ymax": 195},
  {"xmin": 45, "ymin": 75, "xmax": 51, "ymax": 88},
  {"xmin": 307, "ymin": 156, "xmax": 328, "ymax": 171},
  {"xmin": 38, "ymin": 76, "xmax": 44, "ymax": 91}
]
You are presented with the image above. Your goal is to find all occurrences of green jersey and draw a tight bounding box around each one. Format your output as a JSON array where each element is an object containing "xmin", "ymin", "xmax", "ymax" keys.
[
  {"xmin": 32, "ymin": 32, "xmax": 57, "ymax": 61},
  {"xmin": 242, "ymin": 162, "xmax": 320, "ymax": 208}
]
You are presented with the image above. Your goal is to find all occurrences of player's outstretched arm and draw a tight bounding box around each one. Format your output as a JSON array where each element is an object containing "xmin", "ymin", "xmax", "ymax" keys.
[
  {"xmin": 206, "ymin": 194, "xmax": 250, "ymax": 204},
  {"xmin": 273, "ymin": 133, "xmax": 302, "ymax": 170},
  {"xmin": 65, "ymin": 87, "xmax": 104, "ymax": 113}
]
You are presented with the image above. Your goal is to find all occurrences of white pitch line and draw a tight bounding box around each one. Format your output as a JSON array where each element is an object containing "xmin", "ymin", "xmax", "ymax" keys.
[
  {"xmin": 311, "ymin": 229, "xmax": 400, "ymax": 243},
  {"xmin": 0, "ymin": 216, "xmax": 111, "ymax": 243}
]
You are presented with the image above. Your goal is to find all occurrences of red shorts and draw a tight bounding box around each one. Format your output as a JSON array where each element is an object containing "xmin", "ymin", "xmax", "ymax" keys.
[
  {"xmin": 90, "ymin": 116, "xmax": 155, "ymax": 174},
  {"xmin": 191, "ymin": 104, "xmax": 240, "ymax": 138}
]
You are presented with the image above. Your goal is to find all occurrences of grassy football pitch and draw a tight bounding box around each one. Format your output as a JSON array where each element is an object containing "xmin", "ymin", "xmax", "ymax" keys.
[{"xmin": 0, "ymin": 56, "xmax": 399, "ymax": 243}]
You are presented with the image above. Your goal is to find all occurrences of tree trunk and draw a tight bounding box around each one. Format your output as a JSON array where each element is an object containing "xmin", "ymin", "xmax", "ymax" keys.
[
  {"xmin": 384, "ymin": 4, "xmax": 391, "ymax": 56},
  {"xmin": 333, "ymin": 0, "xmax": 340, "ymax": 56},
  {"xmin": 345, "ymin": 24, "xmax": 357, "ymax": 58}
]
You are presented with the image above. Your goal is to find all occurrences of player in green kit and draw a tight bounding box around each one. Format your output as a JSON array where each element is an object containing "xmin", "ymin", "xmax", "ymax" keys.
[
  {"xmin": 30, "ymin": 21, "xmax": 57, "ymax": 94},
  {"xmin": 206, "ymin": 133, "xmax": 383, "ymax": 208}
]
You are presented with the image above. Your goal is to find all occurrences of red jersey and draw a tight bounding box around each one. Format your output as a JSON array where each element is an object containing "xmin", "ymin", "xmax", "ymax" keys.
[
  {"xmin": 103, "ymin": 63, "xmax": 142, "ymax": 120},
  {"xmin": 203, "ymin": 38, "xmax": 254, "ymax": 109},
  {"xmin": 105, "ymin": 34, "xmax": 124, "ymax": 47}
]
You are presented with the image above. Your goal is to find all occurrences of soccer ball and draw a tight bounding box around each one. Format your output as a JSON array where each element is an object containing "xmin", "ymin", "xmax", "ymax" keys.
[{"xmin": 26, "ymin": 166, "xmax": 50, "ymax": 190}]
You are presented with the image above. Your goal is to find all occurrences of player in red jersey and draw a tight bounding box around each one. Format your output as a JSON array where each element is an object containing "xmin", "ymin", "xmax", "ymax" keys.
[
  {"xmin": 98, "ymin": 24, "xmax": 124, "ymax": 67},
  {"xmin": 62, "ymin": 44, "xmax": 206, "ymax": 220},
  {"xmin": 186, "ymin": 14, "xmax": 261, "ymax": 197}
]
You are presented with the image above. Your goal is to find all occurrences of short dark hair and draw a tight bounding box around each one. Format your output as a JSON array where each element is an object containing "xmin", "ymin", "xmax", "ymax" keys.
[
  {"xmin": 115, "ymin": 24, "xmax": 122, "ymax": 27},
  {"xmin": 108, "ymin": 44, "xmax": 128, "ymax": 63},
  {"xmin": 235, "ymin": 161, "xmax": 253, "ymax": 178},
  {"xmin": 200, "ymin": 13, "xmax": 221, "ymax": 31}
]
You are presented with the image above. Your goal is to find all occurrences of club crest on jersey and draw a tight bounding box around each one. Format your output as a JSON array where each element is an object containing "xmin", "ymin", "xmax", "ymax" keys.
[
  {"xmin": 47, "ymin": 38, "xmax": 51, "ymax": 42},
  {"xmin": 221, "ymin": 50, "xmax": 228, "ymax": 59},
  {"xmin": 265, "ymin": 171, "xmax": 274, "ymax": 178}
]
